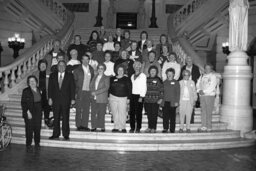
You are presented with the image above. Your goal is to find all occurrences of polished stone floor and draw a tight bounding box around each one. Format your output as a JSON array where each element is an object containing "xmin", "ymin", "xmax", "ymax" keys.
[{"xmin": 0, "ymin": 144, "xmax": 256, "ymax": 171}]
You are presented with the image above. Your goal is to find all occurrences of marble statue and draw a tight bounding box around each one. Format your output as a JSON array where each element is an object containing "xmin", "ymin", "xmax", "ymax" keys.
[
  {"xmin": 137, "ymin": 0, "xmax": 146, "ymax": 29},
  {"xmin": 106, "ymin": 0, "xmax": 116, "ymax": 28},
  {"xmin": 229, "ymin": 0, "xmax": 249, "ymax": 52}
]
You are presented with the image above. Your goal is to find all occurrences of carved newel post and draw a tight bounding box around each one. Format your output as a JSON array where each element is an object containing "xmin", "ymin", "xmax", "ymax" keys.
[
  {"xmin": 137, "ymin": 0, "xmax": 146, "ymax": 29},
  {"xmin": 149, "ymin": 0, "xmax": 158, "ymax": 28},
  {"xmin": 106, "ymin": 0, "xmax": 116, "ymax": 29},
  {"xmin": 220, "ymin": 0, "xmax": 252, "ymax": 136},
  {"xmin": 94, "ymin": 0, "xmax": 103, "ymax": 27}
]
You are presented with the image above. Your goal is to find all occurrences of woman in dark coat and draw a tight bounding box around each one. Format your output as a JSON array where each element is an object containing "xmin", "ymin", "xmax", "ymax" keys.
[{"xmin": 21, "ymin": 75, "xmax": 43, "ymax": 150}]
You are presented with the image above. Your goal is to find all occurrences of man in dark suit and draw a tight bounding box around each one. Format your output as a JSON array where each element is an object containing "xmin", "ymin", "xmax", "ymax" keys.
[
  {"xmin": 180, "ymin": 56, "xmax": 201, "ymax": 123},
  {"xmin": 48, "ymin": 61, "xmax": 75, "ymax": 140}
]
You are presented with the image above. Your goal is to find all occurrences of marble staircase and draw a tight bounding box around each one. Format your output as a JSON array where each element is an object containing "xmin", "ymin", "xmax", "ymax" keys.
[{"xmin": 1, "ymin": 92, "xmax": 255, "ymax": 151}]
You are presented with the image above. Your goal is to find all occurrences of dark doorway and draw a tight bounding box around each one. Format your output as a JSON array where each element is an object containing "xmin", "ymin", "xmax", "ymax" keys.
[{"xmin": 116, "ymin": 13, "xmax": 137, "ymax": 29}]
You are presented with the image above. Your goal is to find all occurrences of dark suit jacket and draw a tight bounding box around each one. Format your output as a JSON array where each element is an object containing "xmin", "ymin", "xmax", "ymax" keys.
[
  {"xmin": 137, "ymin": 40, "xmax": 147, "ymax": 52},
  {"xmin": 113, "ymin": 35, "xmax": 124, "ymax": 43},
  {"xmin": 73, "ymin": 64, "xmax": 95, "ymax": 98},
  {"xmin": 48, "ymin": 72, "xmax": 75, "ymax": 106},
  {"xmin": 180, "ymin": 64, "xmax": 201, "ymax": 84},
  {"xmin": 21, "ymin": 87, "xmax": 42, "ymax": 119},
  {"xmin": 89, "ymin": 74, "xmax": 110, "ymax": 103}
]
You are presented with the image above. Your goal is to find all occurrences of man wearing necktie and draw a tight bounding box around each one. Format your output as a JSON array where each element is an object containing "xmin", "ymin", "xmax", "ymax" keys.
[{"xmin": 48, "ymin": 61, "xmax": 75, "ymax": 140}]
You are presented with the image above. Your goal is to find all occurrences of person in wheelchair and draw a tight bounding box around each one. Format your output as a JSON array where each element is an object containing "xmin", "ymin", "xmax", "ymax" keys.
[{"xmin": 21, "ymin": 75, "xmax": 43, "ymax": 150}]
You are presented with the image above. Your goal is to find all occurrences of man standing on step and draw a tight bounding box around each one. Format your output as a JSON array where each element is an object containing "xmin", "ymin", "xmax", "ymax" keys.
[
  {"xmin": 48, "ymin": 61, "xmax": 75, "ymax": 140},
  {"xmin": 73, "ymin": 55, "xmax": 94, "ymax": 131}
]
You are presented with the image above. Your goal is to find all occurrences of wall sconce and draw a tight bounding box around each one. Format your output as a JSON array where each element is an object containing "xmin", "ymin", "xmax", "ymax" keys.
[
  {"xmin": 8, "ymin": 33, "xmax": 25, "ymax": 59},
  {"xmin": 222, "ymin": 42, "xmax": 230, "ymax": 55}
]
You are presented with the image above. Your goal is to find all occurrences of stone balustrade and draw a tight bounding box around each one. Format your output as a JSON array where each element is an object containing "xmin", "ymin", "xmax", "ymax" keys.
[
  {"xmin": 0, "ymin": 0, "xmax": 74, "ymax": 95},
  {"xmin": 173, "ymin": 0, "xmax": 208, "ymax": 27},
  {"xmin": 40, "ymin": 0, "xmax": 68, "ymax": 22}
]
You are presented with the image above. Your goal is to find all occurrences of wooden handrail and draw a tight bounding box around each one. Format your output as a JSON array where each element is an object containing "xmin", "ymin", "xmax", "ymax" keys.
[{"xmin": 0, "ymin": 0, "xmax": 74, "ymax": 94}]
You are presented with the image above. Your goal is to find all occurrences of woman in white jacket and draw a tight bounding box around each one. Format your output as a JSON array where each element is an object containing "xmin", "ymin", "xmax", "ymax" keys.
[
  {"xmin": 179, "ymin": 70, "xmax": 197, "ymax": 133},
  {"xmin": 196, "ymin": 64, "xmax": 217, "ymax": 132}
]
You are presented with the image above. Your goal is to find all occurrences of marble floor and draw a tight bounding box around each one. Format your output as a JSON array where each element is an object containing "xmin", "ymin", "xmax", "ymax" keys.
[{"xmin": 0, "ymin": 144, "xmax": 256, "ymax": 171}]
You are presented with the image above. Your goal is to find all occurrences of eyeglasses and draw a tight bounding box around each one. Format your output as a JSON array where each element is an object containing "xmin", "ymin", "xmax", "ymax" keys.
[
  {"xmin": 183, "ymin": 74, "xmax": 190, "ymax": 76},
  {"xmin": 98, "ymin": 67, "xmax": 104, "ymax": 70}
]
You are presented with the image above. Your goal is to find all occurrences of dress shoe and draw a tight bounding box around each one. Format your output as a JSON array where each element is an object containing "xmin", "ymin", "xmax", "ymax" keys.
[
  {"xmin": 100, "ymin": 129, "xmax": 105, "ymax": 132},
  {"xmin": 49, "ymin": 136, "xmax": 59, "ymax": 140},
  {"xmin": 186, "ymin": 129, "xmax": 191, "ymax": 133},
  {"xmin": 112, "ymin": 129, "xmax": 119, "ymax": 133},
  {"xmin": 82, "ymin": 127, "xmax": 91, "ymax": 132},
  {"xmin": 35, "ymin": 144, "xmax": 41, "ymax": 150},
  {"xmin": 179, "ymin": 129, "xmax": 184, "ymax": 133},
  {"xmin": 129, "ymin": 129, "xmax": 135, "ymax": 133},
  {"xmin": 91, "ymin": 128, "xmax": 97, "ymax": 132},
  {"xmin": 145, "ymin": 128, "xmax": 151, "ymax": 133},
  {"xmin": 162, "ymin": 129, "xmax": 168, "ymax": 133},
  {"xmin": 77, "ymin": 127, "xmax": 83, "ymax": 131},
  {"xmin": 64, "ymin": 136, "xmax": 70, "ymax": 140},
  {"xmin": 135, "ymin": 129, "xmax": 140, "ymax": 133},
  {"xmin": 121, "ymin": 129, "xmax": 127, "ymax": 133}
]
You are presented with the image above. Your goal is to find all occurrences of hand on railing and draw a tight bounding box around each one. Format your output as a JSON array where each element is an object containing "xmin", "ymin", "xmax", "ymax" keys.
[{"xmin": 173, "ymin": 0, "xmax": 208, "ymax": 27}]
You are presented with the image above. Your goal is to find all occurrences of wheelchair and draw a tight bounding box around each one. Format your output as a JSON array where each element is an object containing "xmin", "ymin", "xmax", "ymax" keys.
[{"xmin": 0, "ymin": 105, "xmax": 12, "ymax": 151}]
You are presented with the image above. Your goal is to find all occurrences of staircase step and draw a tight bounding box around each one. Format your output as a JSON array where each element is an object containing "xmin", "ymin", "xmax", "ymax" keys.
[
  {"xmin": 11, "ymin": 126, "xmax": 240, "ymax": 141},
  {"xmin": 9, "ymin": 121, "xmax": 228, "ymax": 131},
  {"xmin": 5, "ymin": 111, "xmax": 220, "ymax": 123},
  {"xmin": 11, "ymin": 133, "xmax": 255, "ymax": 151}
]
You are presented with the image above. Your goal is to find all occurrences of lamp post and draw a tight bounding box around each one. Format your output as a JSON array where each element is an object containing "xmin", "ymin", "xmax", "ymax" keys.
[
  {"xmin": 149, "ymin": 0, "xmax": 158, "ymax": 28},
  {"xmin": 8, "ymin": 33, "xmax": 25, "ymax": 59},
  {"xmin": 94, "ymin": 0, "xmax": 103, "ymax": 27}
]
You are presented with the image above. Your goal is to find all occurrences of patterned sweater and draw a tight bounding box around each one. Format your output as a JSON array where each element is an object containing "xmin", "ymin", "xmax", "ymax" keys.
[{"xmin": 144, "ymin": 76, "xmax": 164, "ymax": 103}]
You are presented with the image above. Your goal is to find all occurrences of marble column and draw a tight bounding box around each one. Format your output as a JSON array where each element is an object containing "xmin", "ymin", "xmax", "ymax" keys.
[
  {"xmin": 220, "ymin": 0, "xmax": 252, "ymax": 136},
  {"xmin": 106, "ymin": 0, "xmax": 116, "ymax": 29},
  {"xmin": 94, "ymin": 0, "xmax": 103, "ymax": 27},
  {"xmin": 149, "ymin": 0, "xmax": 158, "ymax": 28}
]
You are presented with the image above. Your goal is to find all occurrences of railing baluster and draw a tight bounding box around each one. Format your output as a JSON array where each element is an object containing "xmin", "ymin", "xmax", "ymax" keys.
[
  {"xmin": 17, "ymin": 65, "xmax": 22, "ymax": 83},
  {"xmin": 10, "ymin": 68, "xmax": 16, "ymax": 88},
  {"xmin": 32, "ymin": 54, "xmax": 36, "ymax": 69},
  {"xmin": 27, "ymin": 57, "xmax": 32, "ymax": 72},
  {"xmin": 22, "ymin": 61, "xmax": 27, "ymax": 78},
  {"xmin": 4, "ymin": 71, "xmax": 10, "ymax": 92}
]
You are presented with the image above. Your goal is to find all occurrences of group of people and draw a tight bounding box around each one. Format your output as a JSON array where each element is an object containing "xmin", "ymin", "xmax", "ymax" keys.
[{"xmin": 21, "ymin": 28, "xmax": 218, "ymax": 149}]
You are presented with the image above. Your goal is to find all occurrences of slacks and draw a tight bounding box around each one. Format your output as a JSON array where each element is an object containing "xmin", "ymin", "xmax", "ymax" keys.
[
  {"xmin": 24, "ymin": 102, "xmax": 42, "ymax": 146},
  {"xmin": 91, "ymin": 100, "xmax": 106, "ymax": 129},
  {"xmin": 200, "ymin": 95, "xmax": 215, "ymax": 129},
  {"xmin": 42, "ymin": 89, "xmax": 50, "ymax": 120},
  {"xmin": 144, "ymin": 103, "xmax": 159, "ymax": 129},
  {"xmin": 179, "ymin": 100, "xmax": 193, "ymax": 129},
  {"xmin": 109, "ymin": 94, "xmax": 127, "ymax": 130},
  {"xmin": 76, "ymin": 91, "xmax": 91, "ymax": 128},
  {"xmin": 163, "ymin": 102, "xmax": 176, "ymax": 132},
  {"xmin": 130, "ymin": 94, "xmax": 144, "ymax": 130},
  {"xmin": 52, "ymin": 102, "xmax": 70, "ymax": 137}
]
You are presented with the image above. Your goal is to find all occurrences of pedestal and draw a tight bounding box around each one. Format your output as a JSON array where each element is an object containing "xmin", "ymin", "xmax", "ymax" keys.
[{"xmin": 220, "ymin": 51, "xmax": 253, "ymax": 136}]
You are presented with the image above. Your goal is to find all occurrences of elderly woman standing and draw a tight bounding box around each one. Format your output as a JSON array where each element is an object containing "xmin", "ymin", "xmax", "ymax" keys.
[
  {"xmin": 130, "ymin": 61, "xmax": 147, "ymax": 133},
  {"xmin": 109, "ymin": 65, "xmax": 132, "ymax": 133},
  {"xmin": 21, "ymin": 75, "xmax": 43, "ymax": 150},
  {"xmin": 162, "ymin": 68, "xmax": 180, "ymax": 133},
  {"xmin": 196, "ymin": 64, "xmax": 217, "ymax": 132},
  {"xmin": 179, "ymin": 70, "xmax": 197, "ymax": 133},
  {"xmin": 90, "ymin": 64, "xmax": 110, "ymax": 132},
  {"xmin": 144, "ymin": 66, "xmax": 163, "ymax": 133}
]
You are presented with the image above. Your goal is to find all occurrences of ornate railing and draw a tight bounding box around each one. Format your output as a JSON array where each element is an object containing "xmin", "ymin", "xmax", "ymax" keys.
[
  {"xmin": 173, "ymin": 0, "xmax": 208, "ymax": 27},
  {"xmin": 0, "ymin": 1, "xmax": 74, "ymax": 95},
  {"xmin": 40, "ymin": 0, "xmax": 68, "ymax": 22}
]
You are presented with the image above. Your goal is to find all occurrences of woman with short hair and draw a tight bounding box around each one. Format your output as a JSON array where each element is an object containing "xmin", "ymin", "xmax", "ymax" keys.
[
  {"xmin": 90, "ymin": 63, "xmax": 110, "ymax": 132},
  {"xmin": 144, "ymin": 66, "xmax": 163, "ymax": 133},
  {"xmin": 21, "ymin": 75, "xmax": 43, "ymax": 150},
  {"xmin": 162, "ymin": 68, "xmax": 180, "ymax": 133},
  {"xmin": 179, "ymin": 70, "xmax": 197, "ymax": 133},
  {"xmin": 129, "ymin": 61, "xmax": 147, "ymax": 133},
  {"xmin": 196, "ymin": 64, "xmax": 217, "ymax": 132},
  {"xmin": 109, "ymin": 65, "xmax": 132, "ymax": 133}
]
